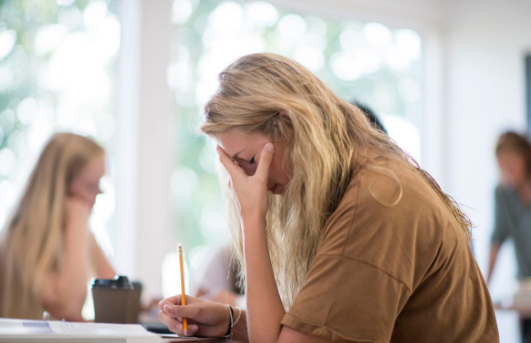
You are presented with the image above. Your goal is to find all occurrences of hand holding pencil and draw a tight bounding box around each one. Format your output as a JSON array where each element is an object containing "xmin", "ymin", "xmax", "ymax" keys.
[
  {"xmin": 159, "ymin": 292, "xmax": 235, "ymax": 338},
  {"xmin": 159, "ymin": 245, "xmax": 237, "ymax": 338}
]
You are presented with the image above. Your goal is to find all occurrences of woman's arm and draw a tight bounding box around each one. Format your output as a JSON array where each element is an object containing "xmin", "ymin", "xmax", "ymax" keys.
[
  {"xmin": 487, "ymin": 243, "xmax": 501, "ymax": 284},
  {"xmin": 489, "ymin": 187, "xmax": 510, "ymax": 284},
  {"xmin": 43, "ymin": 198, "xmax": 91, "ymax": 321},
  {"xmin": 217, "ymin": 144, "xmax": 285, "ymax": 343},
  {"xmin": 159, "ymin": 295, "xmax": 331, "ymax": 343},
  {"xmin": 242, "ymin": 217, "xmax": 285, "ymax": 342},
  {"xmin": 90, "ymin": 232, "xmax": 116, "ymax": 278}
]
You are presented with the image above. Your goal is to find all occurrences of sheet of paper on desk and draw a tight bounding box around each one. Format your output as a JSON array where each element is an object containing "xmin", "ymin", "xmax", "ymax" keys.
[
  {"xmin": 160, "ymin": 333, "xmax": 221, "ymax": 341},
  {"xmin": 161, "ymin": 336, "xmax": 233, "ymax": 342},
  {"xmin": 0, "ymin": 318, "xmax": 162, "ymax": 342}
]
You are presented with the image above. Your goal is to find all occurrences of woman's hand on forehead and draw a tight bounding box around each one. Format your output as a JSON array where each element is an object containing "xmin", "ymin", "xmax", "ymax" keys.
[{"xmin": 217, "ymin": 144, "xmax": 274, "ymax": 227}]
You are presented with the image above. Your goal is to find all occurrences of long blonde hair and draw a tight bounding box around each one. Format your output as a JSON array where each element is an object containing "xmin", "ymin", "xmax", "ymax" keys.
[
  {"xmin": 201, "ymin": 53, "xmax": 471, "ymax": 309},
  {"xmin": 0, "ymin": 133, "xmax": 104, "ymax": 319}
]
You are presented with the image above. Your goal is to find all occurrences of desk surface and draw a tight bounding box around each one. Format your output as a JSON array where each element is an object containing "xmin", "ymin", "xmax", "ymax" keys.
[
  {"xmin": 142, "ymin": 310, "xmax": 243, "ymax": 342},
  {"xmin": 162, "ymin": 341, "xmax": 241, "ymax": 343},
  {"xmin": 162, "ymin": 338, "xmax": 242, "ymax": 343},
  {"xmin": 494, "ymin": 299, "xmax": 531, "ymax": 318}
]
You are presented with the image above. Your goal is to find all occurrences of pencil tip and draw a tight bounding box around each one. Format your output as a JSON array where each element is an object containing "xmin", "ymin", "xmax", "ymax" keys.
[{"xmin": 183, "ymin": 329, "xmax": 188, "ymax": 336}]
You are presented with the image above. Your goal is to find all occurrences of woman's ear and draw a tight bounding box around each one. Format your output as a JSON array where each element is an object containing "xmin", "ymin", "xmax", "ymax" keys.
[{"xmin": 279, "ymin": 111, "xmax": 292, "ymax": 126}]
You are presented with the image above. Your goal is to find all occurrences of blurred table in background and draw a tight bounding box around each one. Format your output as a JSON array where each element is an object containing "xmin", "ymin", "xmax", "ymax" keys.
[
  {"xmin": 495, "ymin": 278, "xmax": 531, "ymax": 318},
  {"xmin": 494, "ymin": 300, "xmax": 531, "ymax": 318},
  {"xmin": 140, "ymin": 307, "xmax": 164, "ymax": 326},
  {"xmin": 162, "ymin": 337, "xmax": 242, "ymax": 342}
]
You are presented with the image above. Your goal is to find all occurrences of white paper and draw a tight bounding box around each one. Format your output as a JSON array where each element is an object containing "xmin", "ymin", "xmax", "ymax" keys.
[
  {"xmin": 0, "ymin": 318, "xmax": 160, "ymax": 341},
  {"xmin": 0, "ymin": 319, "xmax": 52, "ymax": 334},
  {"xmin": 48, "ymin": 322, "xmax": 154, "ymax": 336}
]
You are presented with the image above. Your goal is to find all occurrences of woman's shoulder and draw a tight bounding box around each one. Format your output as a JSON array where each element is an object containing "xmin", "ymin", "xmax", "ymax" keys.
[
  {"xmin": 319, "ymin": 162, "xmax": 465, "ymax": 285},
  {"xmin": 321, "ymin": 163, "xmax": 432, "ymax": 241},
  {"xmin": 334, "ymin": 162, "xmax": 441, "ymax": 219}
]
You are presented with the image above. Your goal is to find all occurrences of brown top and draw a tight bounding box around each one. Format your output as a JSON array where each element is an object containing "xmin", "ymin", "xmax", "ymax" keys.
[{"xmin": 281, "ymin": 163, "xmax": 499, "ymax": 342}]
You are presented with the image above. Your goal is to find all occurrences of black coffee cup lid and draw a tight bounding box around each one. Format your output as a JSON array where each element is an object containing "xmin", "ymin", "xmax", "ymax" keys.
[{"xmin": 92, "ymin": 275, "xmax": 133, "ymax": 289}]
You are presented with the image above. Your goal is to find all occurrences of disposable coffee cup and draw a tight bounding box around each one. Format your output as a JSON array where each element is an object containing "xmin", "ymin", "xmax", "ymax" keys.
[
  {"xmin": 91, "ymin": 275, "xmax": 142, "ymax": 324},
  {"xmin": 128, "ymin": 281, "xmax": 143, "ymax": 323}
]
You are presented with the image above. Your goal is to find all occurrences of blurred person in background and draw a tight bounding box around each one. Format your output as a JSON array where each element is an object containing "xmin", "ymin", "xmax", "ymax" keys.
[
  {"xmin": 0, "ymin": 133, "xmax": 115, "ymax": 321},
  {"xmin": 194, "ymin": 245, "xmax": 244, "ymax": 308},
  {"xmin": 353, "ymin": 101, "xmax": 387, "ymax": 135},
  {"xmin": 488, "ymin": 131, "xmax": 531, "ymax": 342}
]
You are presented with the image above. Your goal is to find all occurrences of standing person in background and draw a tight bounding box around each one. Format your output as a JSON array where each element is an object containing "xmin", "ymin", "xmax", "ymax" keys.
[
  {"xmin": 0, "ymin": 133, "xmax": 115, "ymax": 321},
  {"xmin": 488, "ymin": 131, "xmax": 531, "ymax": 342}
]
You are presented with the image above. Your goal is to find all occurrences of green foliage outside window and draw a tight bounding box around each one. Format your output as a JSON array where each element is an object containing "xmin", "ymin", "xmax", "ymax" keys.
[{"xmin": 169, "ymin": 0, "xmax": 422, "ymax": 270}]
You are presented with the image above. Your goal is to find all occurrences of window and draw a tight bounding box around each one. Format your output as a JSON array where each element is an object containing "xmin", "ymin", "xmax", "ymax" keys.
[{"xmin": 168, "ymin": 0, "xmax": 423, "ymax": 284}]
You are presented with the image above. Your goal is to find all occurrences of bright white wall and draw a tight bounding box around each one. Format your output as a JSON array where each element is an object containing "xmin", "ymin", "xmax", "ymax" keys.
[
  {"xmin": 114, "ymin": 0, "xmax": 174, "ymax": 300},
  {"xmin": 445, "ymin": 0, "xmax": 531, "ymax": 341},
  {"xmin": 268, "ymin": 0, "xmax": 446, "ymax": 28}
]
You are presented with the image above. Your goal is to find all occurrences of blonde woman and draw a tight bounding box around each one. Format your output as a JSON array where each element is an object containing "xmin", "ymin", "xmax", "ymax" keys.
[
  {"xmin": 0, "ymin": 133, "xmax": 115, "ymax": 321},
  {"xmin": 159, "ymin": 53, "xmax": 499, "ymax": 342}
]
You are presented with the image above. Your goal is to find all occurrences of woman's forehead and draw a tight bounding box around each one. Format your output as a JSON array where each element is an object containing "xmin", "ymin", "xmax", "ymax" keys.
[
  {"xmin": 77, "ymin": 154, "xmax": 106, "ymax": 179},
  {"xmin": 497, "ymin": 150, "xmax": 523, "ymax": 160},
  {"xmin": 216, "ymin": 131, "xmax": 268, "ymax": 156}
]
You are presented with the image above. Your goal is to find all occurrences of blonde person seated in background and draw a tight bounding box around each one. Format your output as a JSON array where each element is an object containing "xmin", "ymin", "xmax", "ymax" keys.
[
  {"xmin": 0, "ymin": 133, "xmax": 115, "ymax": 321},
  {"xmin": 158, "ymin": 53, "xmax": 499, "ymax": 342},
  {"xmin": 194, "ymin": 245, "xmax": 245, "ymax": 308}
]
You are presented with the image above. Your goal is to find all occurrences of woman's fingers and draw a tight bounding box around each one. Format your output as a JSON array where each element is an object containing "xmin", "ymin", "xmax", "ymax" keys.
[
  {"xmin": 163, "ymin": 303, "xmax": 202, "ymax": 321},
  {"xmin": 158, "ymin": 294, "xmax": 203, "ymax": 310},
  {"xmin": 158, "ymin": 310, "xmax": 199, "ymax": 336},
  {"xmin": 159, "ymin": 295, "xmax": 184, "ymax": 310},
  {"xmin": 158, "ymin": 311, "xmax": 183, "ymax": 334},
  {"xmin": 217, "ymin": 146, "xmax": 245, "ymax": 178},
  {"xmin": 255, "ymin": 143, "xmax": 274, "ymax": 183},
  {"xmin": 185, "ymin": 324, "xmax": 199, "ymax": 336},
  {"xmin": 159, "ymin": 296, "xmax": 178, "ymax": 310}
]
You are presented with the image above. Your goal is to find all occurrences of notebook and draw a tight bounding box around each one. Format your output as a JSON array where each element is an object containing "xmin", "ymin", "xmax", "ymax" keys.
[{"xmin": 0, "ymin": 318, "xmax": 161, "ymax": 342}]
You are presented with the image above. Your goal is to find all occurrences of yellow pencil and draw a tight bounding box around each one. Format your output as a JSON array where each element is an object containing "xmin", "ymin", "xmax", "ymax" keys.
[{"xmin": 179, "ymin": 246, "xmax": 188, "ymax": 336}]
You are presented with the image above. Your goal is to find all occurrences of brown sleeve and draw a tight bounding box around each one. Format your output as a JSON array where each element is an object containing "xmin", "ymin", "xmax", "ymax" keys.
[{"xmin": 281, "ymin": 253, "xmax": 410, "ymax": 343}]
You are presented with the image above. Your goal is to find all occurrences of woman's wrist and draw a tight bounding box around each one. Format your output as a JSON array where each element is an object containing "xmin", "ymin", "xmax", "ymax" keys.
[
  {"xmin": 225, "ymin": 305, "xmax": 234, "ymax": 337},
  {"xmin": 230, "ymin": 309, "xmax": 249, "ymax": 343},
  {"xmin": 224, "ymin": 305, "xmax": 244, "ymax": 338},
  {"xmin": 241, "ymin": 215, "xmax": 266, "ymax": 232}
]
